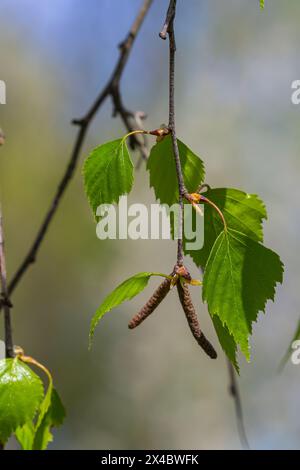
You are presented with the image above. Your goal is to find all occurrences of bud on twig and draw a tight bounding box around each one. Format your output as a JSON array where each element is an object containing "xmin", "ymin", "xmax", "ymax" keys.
[
  {"xmin": 148, "ymin": 125, "xmax": 170, "ymax": 142},
  {"xmin": 174, "ymin": 265, "xmax": 191, "ymax": 281},
  {"xmin": 129, "ymin": 277, "xmax": 171, "ymax": 329},
  {"xmin": 177, "ymin": 281, "xmax": 217, "ymax": 359}
]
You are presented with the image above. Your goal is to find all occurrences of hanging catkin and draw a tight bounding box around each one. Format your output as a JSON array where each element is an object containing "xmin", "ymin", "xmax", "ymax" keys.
[
  {"xmin": 128, "ymin": 277, "xmax": 171, "ymax": 329},
  {"xmin": 177, "ymin": 281, "xmax": 217, "ymax": 359}
]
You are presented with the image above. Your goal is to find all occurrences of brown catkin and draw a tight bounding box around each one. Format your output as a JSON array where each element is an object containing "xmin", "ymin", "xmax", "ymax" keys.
[
  {"xmin": 177, "ymin": 282, "xmax": 217, "ymax": 359},
  {"xmin": 128, "ymin": 277, "xmax": 171, "ymax": 329}
]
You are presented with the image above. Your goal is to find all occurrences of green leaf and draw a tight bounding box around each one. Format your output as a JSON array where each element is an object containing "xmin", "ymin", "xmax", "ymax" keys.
[
  {"xmin": 83, "ymin": 138, "xmax": 134, "ymax": 217},
  {"xmin": 15, "ymin": 422, "xmax": 35, "ymax": 450},
  {"xmin": 212, "ymin": 316, "xmax": 239, "ymax": 373},
  {"xmin": 35, "ymin": 382, "xmax": 53, "ymax": 430},
  {"xmin": 15, "ymin": 359, "xmax": 65, "ymax": 451},
  {"xmin": 0, "ymin": 358, "xmax": 44, "ymax": 444},
  {"xmin": 260, "ymin": 0, "xmax": 265, "ymax": 9},
  {"xmin": 186, "ymin": 188, "xmax": 267, "ymax": 268},
  {"xmin": 279, "ymin": 319, "xmax": 300, "ymax": 371},
  {"xmin": 147, "ymin": 135, "xmax": 205, "ymax": 206},
  {"xmin": 16, "ymin": 389, "xmax": 65, "ymax": 450},
  {"xmin": 89, "ymin": 272, "xmax": 170, "ymax": 345},
  {"xmin": 32, "ymin": 389, "xmax": 65, "ymax": 450},
  {"xmin": 16, "ymin": 358, "xmax": 54, "ymax": 450},
  {"xmin": 203, "ymin": 229, "xmax": 283, "ymax": 361}
]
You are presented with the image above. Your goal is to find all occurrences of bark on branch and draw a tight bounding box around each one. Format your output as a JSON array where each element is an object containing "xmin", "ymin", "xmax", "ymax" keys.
[{"xmin": 0, "ymin": 0, "xmax": 153, "ymax": 311}]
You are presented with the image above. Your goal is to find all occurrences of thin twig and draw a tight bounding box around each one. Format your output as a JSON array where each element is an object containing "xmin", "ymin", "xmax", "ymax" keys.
[
  {"xmin": 162, "ymin": 0, "xmax": 250, "ymax": 450},
  {"xmin": 0, "ymin": 208, "xmax": 14, "ymax": 359},
  {"xmin": 109, "ymin": 86, "xmax": 149, "ymax": 161},
  {"xmin": 0, "ymin": 142, "xmax": 11, "ymax": 453},
  {"xmin": 0, "ymin": 0, "xmax": 153, "ymax": 308},
  {"xmin": 134, "ymin": 111, "xmax": 149, "ymax": 169},
  {"xmin": 227, "ymin": 359, "xmax": 250, "ymax": 450},
  {"xmin": 159, "ymin": 0, "xmax": 176, "ymax": 40},
  {"xmin": 161, "ymin": 0, "xmax": 188, "ymax": 267}
]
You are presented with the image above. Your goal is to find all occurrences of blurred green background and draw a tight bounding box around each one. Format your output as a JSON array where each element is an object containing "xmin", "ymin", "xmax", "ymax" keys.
[{"xmin": 0, "ymin": 0, "xmax": 299, "ymax": 450}]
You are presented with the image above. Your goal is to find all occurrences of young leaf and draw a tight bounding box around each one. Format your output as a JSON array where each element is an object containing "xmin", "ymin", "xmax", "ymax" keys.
[
  {"xmin": 211, "ymin": 316, "xmax": 239, "ymax": 373},
  {"xmin": 33, "ymin": 361, "xmax": 54, "ymax": 433},
  {"xmin": 0, "ymin": 358, "xmax": 44, "ymax": 444},
  {"xmin": 15, "ymin": 422, "xmax": 35, "ymax": 450},
  {"xmin": 203, "ymin": 229, "xmax": 283, "ymax": 360},
  {"xmin": 260, "ymin": 0, "xmax": 265, "ymax": 9},
  {"xmin": 32, "ymin": 389, "xmax": 65, "ymax": 450},
  {"xmin": 14, "ymin": 353, "xmax": 65, "ymax": 450},
  {"xmin": 83, "ymin": 138, "xmax": 134, "ymax": 217},
  {"xmin": 89, "ymin": 272, "xmax": 170, "ymax": 344},
  {"xmin": 15, "ymin": 389, "xmax": 65, "ymax": 450},
  {"xmin": 147, "ymin": 135, "xmax": 205, "ymax": 205},
  {"xmin": 15, "ymin": 360, "xmax": 64, "ymax": 452},
  {"xmin": 186, "ymin": 188, "xmax": 267, "ymax": 268}
]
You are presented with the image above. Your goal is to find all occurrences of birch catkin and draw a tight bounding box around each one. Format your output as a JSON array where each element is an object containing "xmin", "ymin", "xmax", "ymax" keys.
[
  {"xmin": 177, "ymin": 282, "xmax": 217, "ymax": 359},
  {"xmin": 128, "ymin": 277, "xmax": 171, "ymax": 329}
]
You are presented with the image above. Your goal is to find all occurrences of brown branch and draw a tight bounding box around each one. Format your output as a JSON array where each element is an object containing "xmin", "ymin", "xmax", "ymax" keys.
[
  {"xmin": 161, "ymin": 0, "xmax": 188, "ymax": 267},
  {"xmin": 0, "ymin": 207, "xmax": 14, "ymax": 359},
  {"xmin": 0, "ymin": 0, "xmax": 153, "ymax": 307},
  {"xmin": 159, "ymin": 0, "xmax": 176, "ymax": 40},
  {"xmin": 227, "ymin": 359, "xmax": 250, "ymax": 450},
  {"xmin": 162, "ymin": 0, "xmax": 250, "ymax": 451},
  {"xmin": 110, "ymin": 86, "xmax": 149, "ymax": 162},
  {"xmin": 162, "ymin": 0, "xmax": 249, "ymax": 450},
  {"xmin": 0, "ymin": 141, "xmax": 13, "ymax": 452}
]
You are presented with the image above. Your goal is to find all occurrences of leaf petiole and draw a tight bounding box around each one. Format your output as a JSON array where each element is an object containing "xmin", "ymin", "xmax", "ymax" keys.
[
  {"xmin": 122, "ymin": 126, "xmax": 171, "ymax": 145},
  {"xmin": 15, "ymin": 347, "xmax": 52, "ymax": 386},
  {"xmin": 201, "ymin": 195, "xmax": 228, "ymax": 232},
  {"xmin": 185, "ymin": 192, "xmax": 227, "ymax": 232},
  {"xmin": 122, "ymin": 129, "xmax": 148, "ymax": 144}
]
